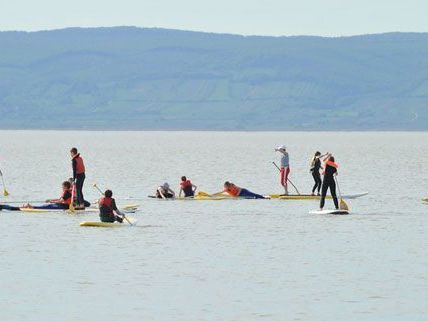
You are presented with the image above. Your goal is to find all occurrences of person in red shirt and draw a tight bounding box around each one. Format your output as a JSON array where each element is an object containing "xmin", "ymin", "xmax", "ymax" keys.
[
  {"xmin": 179, "ymin": 176, "xmax": 197, "ymax": 198},
  {"xmin": 70, "ymin": 147, "xmax": 86, "ymax": 209}
]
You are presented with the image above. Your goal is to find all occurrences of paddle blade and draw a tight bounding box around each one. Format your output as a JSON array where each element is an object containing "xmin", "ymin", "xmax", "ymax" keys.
[
  {"xmin": 3, "ymin": 189, "xmax": 9, "ymax": 196},
  {"xmin": 197, "ymin": 191, "xmax": 211, "ymax": 197},
  {"xmin": 339, "ymin": 198, "xmax": 349, "ymax": 211}
]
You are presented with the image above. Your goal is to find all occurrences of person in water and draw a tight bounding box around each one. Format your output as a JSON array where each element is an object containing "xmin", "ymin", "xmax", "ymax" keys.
[
  {"xmin": 156, "ymin": 182, "xmax": 176, "ymax": 199},
  {"xmin": 320, "ymin": 154, "xmax": 339, "ymax": 210},
  {"xmin": 275, "ymin": 145, "xmax": 290, "ymax": 195},
  {"xmin": 98, "ymin": 190, "xmax": 124, "ymax": 223},
  {"xmin": 70, "ymin": 147, "xmax": 86, "ymax": 209},
  {"xmin": 179, "ymin": 176, "xmax": 197, "ymax": 198},
  {"xmin": 221, "ymin": 181, "xmax": 266, "ymax": 199},
  {"xmin": 24, "ymin": 181, "xmax": 73, "ymax": 210},
  {"xmin": 310, "ymin": 151, "xmax": 329, "ymax": 196}
]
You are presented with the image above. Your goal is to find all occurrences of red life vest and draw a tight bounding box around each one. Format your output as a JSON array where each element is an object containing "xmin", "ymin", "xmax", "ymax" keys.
[
  {"xmin": 73, "ymin": 154, "xmax": 86, "ymax": 174},
  {"xmin": 180, "ymin": 180, "xmax": 194, "ymax": 196},
  {"xmin": 62, "ymin": 189, "xmax": 72, "ymax": 205},
  {"xmin": 99, "ymin": 197, "xmax": 114, "ymax": 216}
]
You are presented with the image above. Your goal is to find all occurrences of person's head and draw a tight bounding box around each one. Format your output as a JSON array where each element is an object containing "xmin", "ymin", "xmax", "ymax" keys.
[
  {"xmin": 70, "ymin": 147, "xmax": 78, "ymax": 157},
  {"xmin": 181, "ymin": 176, "xmax": 187, "ymax": 182},
  {"xmin": 68, "ymin": 177, "xmax": 73, "ymax": 183},
  {"xmin": 329, "ymin": 156, "xmax": 335, "ymax": 162},
  {"xmin": 275, "ymin": 145, "xmax": 286, "ymax": 153},
  {"xmin": 162, "ymin": 182, "xmax": 170, "ymax": 189},
  {"xmin": 315, "ymin": 151, "xmax": 321, "ymax": 157},
  {"xmin": 224, "ymin": 181, "xmax": 232, "ymax": 188},
  {"xmin": 104, "ymin": 190, "xmax": 113, "ymax": 198},
  {"xmin": 62, "ymin": 181, "xmax": 71, "ymax": 190}
]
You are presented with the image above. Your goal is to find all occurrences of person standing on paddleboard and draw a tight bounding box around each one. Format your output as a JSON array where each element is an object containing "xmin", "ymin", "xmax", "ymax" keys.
[
  {"xmin": 310, "ymin": 151, "xmax": 329, "ymax": 196},
  {"xmin": 99, "ymin": 190, "xmax": 124, "ymax": 223},
  {"xmin": 179, "ymin": 176, "xmax": 197, "ymax": 198},
  {"xmin": 319, "ymin": 154, "xmax": 339, "ymax": 210},
  {"xmin": 275, "ymin": 145, "xmax": 290, "ymax": 195},
  {"xmin": 70, "ymin": 147, "xmax": 86, "ymax": 209}
]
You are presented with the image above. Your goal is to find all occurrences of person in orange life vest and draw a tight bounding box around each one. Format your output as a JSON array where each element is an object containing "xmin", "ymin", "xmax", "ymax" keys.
[
  {"xmin": 179, "ymin": 176, "xmax": 197, "ymax": 198},
  {"xmin": 70, "ymin": 147, "xmax": 86, "ymax": 209},
  {"xmin": 24, "ymin": 181, "xmax": 72, "ymax": 210},
  {"xmin": 275, "ymin": 145, "xmax": 290, "ymax": 195},
  {"xmin": 319, "ymin": 154, "xmax": 339, "ymax": 210},
  {"xmin": 219, "ymin": 181, "xmax": 266, "ymax": 199},
  {"xmin": 99, "ymin": 190, "xmax": 124, "ymax": 223}
]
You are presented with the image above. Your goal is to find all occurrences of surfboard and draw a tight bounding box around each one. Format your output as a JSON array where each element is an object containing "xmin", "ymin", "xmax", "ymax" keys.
[
  {"xmin": 80, "ymin": 218, "xmax": 137, "ymax": 228},
  {"xmin": 309, "ymin": 209, "xmax": 349, "ymax": 215}
]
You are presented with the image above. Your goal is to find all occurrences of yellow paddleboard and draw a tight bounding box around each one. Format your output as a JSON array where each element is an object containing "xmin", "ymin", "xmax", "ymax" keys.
[
  {"xmin": 80, "ymin": 218, "xmax": 137, "ymax": 228},
  {"xmin": 20, "ymin": 208, "xmax": 99, "ymax": 213}
]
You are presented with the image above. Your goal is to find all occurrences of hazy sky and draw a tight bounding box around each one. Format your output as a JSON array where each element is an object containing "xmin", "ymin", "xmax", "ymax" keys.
[{"xmin": 0, "ymin": 0, "xmax": 426, "ymax": 36}]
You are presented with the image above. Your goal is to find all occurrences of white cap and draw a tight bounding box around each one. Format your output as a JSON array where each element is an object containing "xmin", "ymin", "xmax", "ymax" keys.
[
  {"xmin": 163, "ymin": 182, "xmax": 169, "ymax": 189},
  {"xmin": 275, "ymin": 145, "xmax": 286, "ymax": 151}
]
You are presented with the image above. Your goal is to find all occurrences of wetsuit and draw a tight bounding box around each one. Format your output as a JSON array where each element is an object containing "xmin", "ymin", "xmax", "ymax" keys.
[
  {"xmin": 0, "ymin": 204, "xmax": 20, "ymax": 211},
  {"xmin": 156, "ymin": 188, "xmax": 174, "ymax": 199},
  {"xmin": 72, "ymin": 154, "xmax": 86, "ymax": 206},
  {"xmin": 99, "ymin": 197, "xmax": 123, "ymax": 223},
  {"xmin": 311, "ymin": 158, "xmax": 322, "ymax": 194},
  {"xmin": 181, "ymin": 180, "xmax": 194, "ymax": 197},
  {"xmin": 32, "ymin": 189, "xmax": 72, "ymax": 210},
  {"xmin": 320, "ymin": 161, "xmax": 339, "ymax": 209}
]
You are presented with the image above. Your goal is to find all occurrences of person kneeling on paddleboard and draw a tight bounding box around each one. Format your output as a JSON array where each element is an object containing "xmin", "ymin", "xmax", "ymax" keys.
[
  {"xmin": 24, "ymin": 181, "xmax": 72, "ymax": 210},
  {"xmin": 220, "ymin": 181, "xmax": 266, "ymax": 199},
  {"xmin": 156, "ymin": 182, "xmax": 175, "ymax": 199},
  {"xmin": 99, "ymin": 190, "xmax": 124, "ymax": 223},
  {"xmin": 179, "ymin": 176, "xmax": 197, "ymax": 198},
  {"xmin": 320, "ymin": 154, "xmax": 339, "ymax": 210},
  {"xmin": 275, "ymin": 145, "xmax": 290, "ymax": 195}
]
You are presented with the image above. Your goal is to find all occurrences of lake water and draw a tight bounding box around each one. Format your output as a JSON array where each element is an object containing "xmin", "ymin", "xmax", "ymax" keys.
[{"xmin": 0, "ymin": 131, "xmax": 427, "ymax": 321}]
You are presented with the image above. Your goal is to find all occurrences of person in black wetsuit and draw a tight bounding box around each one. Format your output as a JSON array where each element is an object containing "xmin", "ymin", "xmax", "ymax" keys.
[
  {"xmin": 98, "ymin": 190, "xmax": 124, "ymax": 223},
  {"xmin": 310, "ymin": 151, "xmax": 328, "ymax": 196},
  {"xmin": 320, "ymin": 154, "xmax": 339, "ymax": 210}
]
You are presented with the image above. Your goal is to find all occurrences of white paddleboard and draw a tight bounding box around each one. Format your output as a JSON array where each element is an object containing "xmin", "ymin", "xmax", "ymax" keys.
[{"xmin": 309, "ymin": 209, "xmax": 349, "ymax": 215}]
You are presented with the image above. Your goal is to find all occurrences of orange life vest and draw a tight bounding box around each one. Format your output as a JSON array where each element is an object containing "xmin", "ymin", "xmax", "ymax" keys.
[
  {"xmin": 73, "ymin": 154, "xmax": 85, "ymax": 174},
  {"xmin": 225, "ymin": 185, "xmax": 240, "ymax": 197},
  {"xmin": 99, "ymin": 197, "xmax": 114, "ymax": 216}
]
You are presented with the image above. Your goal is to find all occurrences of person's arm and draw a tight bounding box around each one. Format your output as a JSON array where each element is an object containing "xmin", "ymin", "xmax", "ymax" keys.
[
  {"xmin": 192, "ymin": 184, "xmax": 197, "ymax": 193},
  {"xmin": 112, "ymin": 199, "xmax": 123, "ymax": 216},
  {"xmin": 168, "ymin": 188, "xmax": 176, "ymax": 198},
  {"xmin": 179, "ymin": 187, "xmax": 183, "ymax": 198},
  {"xmin": 157, "ymin": 187, "xmax": 167, "ymax": 199}
]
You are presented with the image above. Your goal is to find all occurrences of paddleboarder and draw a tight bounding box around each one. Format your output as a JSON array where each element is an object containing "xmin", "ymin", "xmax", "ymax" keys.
[
  {"xmin": 220, "ymin": 181, "xmax": 266, "ymax": 199},
  {"xmin": 179, "ymin": 176, "xmax": 197, "ymax": 198},
  {"xmin": 319, "ymin": 154, "xmax": 339, "ymax": 210},
  {"xmin": 98, "ymin": 189, "xmax": 124, "ymax": 223},
  {"xmin": 24, "ymin": 181, "xmax": 73, "ymax": 210},
  {"xmin": 156, "ymin": 182, "xmax": 176, "ymax": 199},
  {"xmin": 310, "ymin": 151, "xmax": 329, "ymax": 196},
  {"xmin": 70, "ymin": 147, "xmax": 86, "ymax": 209},
  {"xmin": 275, "ymin": 145, "xmax": 290, "ymax": 195}
]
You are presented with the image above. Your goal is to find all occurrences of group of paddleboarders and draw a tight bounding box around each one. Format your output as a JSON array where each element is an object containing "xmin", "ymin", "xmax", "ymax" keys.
[{"xmin": 277, "ymin": 146, "xmax": 341, "ymax": 210}]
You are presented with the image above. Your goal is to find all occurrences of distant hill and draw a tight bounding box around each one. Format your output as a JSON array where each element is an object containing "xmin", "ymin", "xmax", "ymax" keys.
[{"xmin": 0, "ymin": 27, "xmax": 427, "ymax": 130}]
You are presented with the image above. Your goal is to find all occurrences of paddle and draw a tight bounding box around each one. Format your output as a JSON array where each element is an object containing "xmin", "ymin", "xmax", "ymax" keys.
[
  {"xmin": 335, "ymin": 176, "xmax": 349, "ymax": 211},
  {"xmin": 69, "ymin": 182, "xmax": 75, "ymax": 213},
  {"xmin": 272, "ymin": 162, "xmax": 300, "ymax": 195},
  {"xmin": 93, "ymin": 183, "xmax": 134, "ymax": 226},
  {"xmin": 0, "ymin": 169, "xmax": 10, "ymax": 196}
]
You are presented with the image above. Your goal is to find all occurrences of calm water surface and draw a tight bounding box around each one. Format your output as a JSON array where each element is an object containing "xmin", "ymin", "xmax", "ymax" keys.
[{"xmin": 0, "ymin": 131, "xmax": 427, "ymax": 321}]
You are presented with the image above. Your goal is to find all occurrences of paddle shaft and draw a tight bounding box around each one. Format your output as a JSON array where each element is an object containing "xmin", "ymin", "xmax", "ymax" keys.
[
  {"xmin": 0, "ymin": 169, "xmax": 9, "ymax": 196},
  {"xmin": 272, "ymin": 162, "xmax": 300, "ymax": 195},
  {"xmin": 334, "ymin": 176, "xmax": 348, "ymax": 210}
]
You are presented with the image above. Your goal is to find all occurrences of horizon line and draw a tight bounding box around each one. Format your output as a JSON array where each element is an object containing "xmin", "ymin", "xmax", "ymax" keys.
[{"xmin": 0, "ymin": 25, "xmax": 426, "ymax": 39}]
